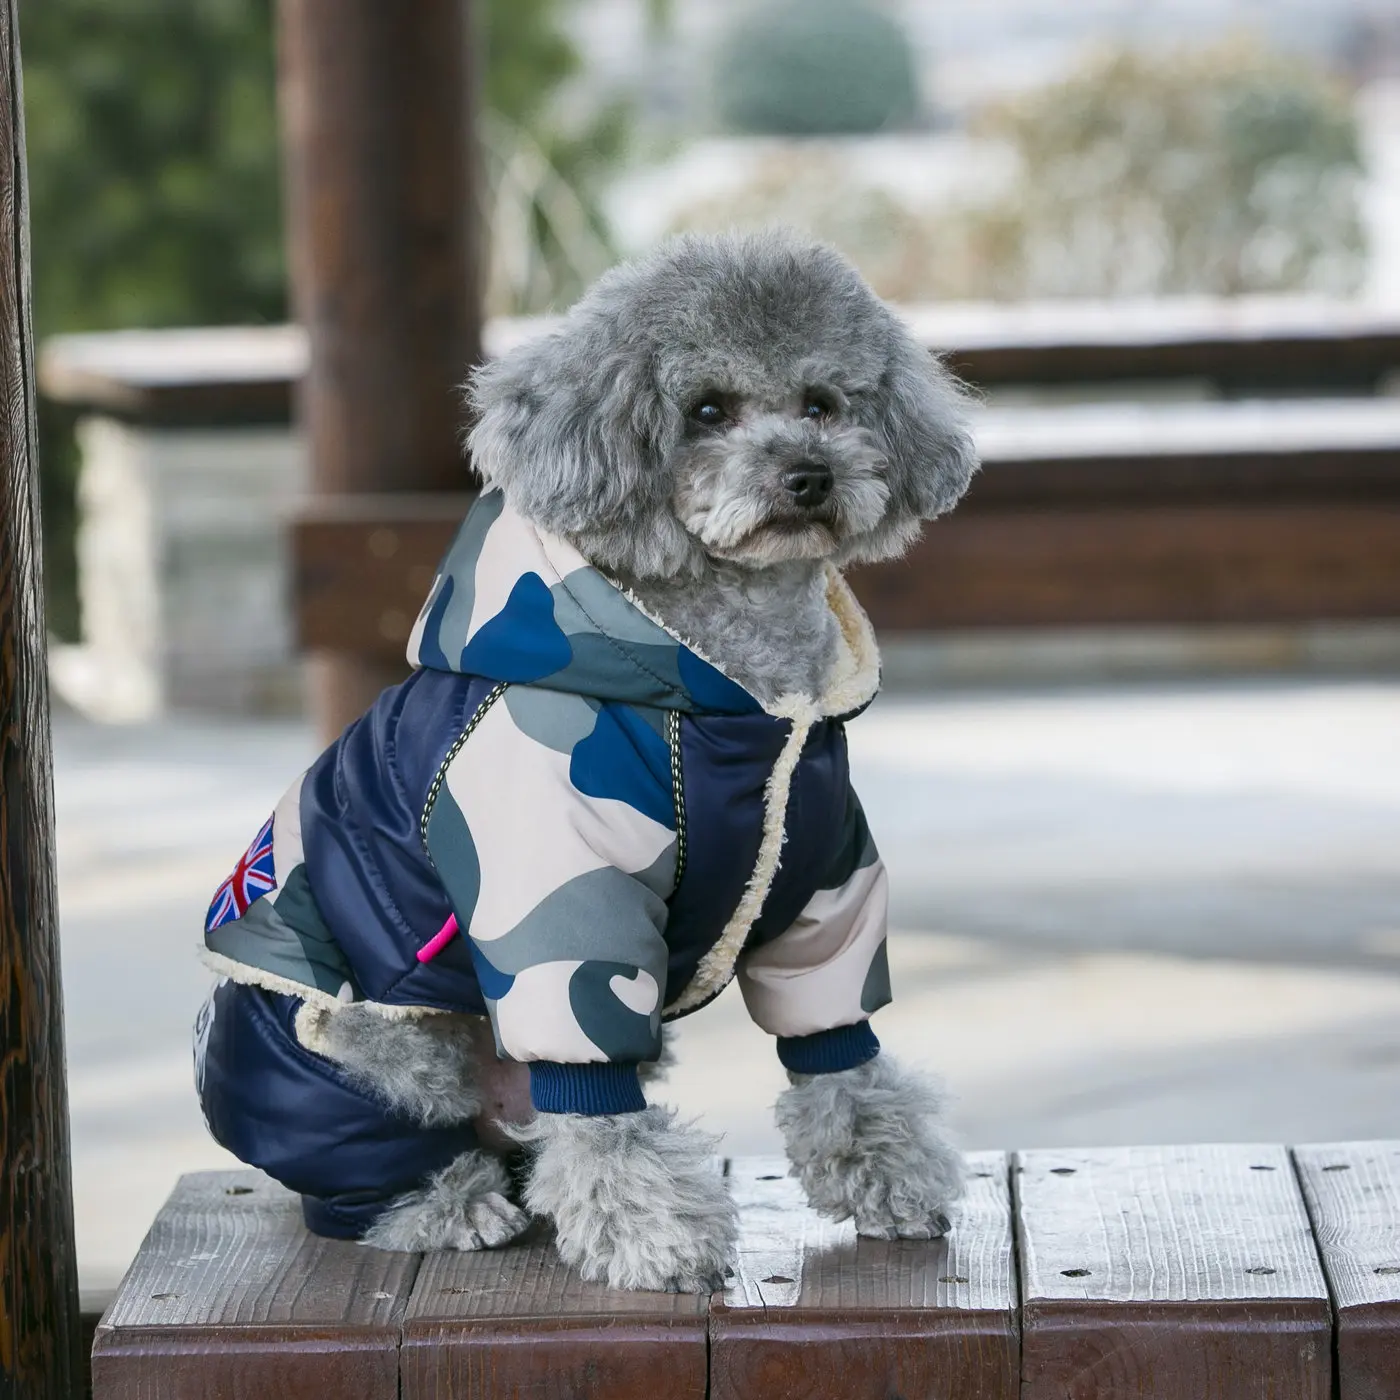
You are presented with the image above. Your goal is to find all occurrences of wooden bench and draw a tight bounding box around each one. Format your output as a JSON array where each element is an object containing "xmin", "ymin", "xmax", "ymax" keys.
[
  {"xmin": 293, "ymin": 398, "xmax": 1400, "ymax": 661},
  {"xmin": 91, "ymin": 1142, "xmax": 1400, "ymax": 1399},
  {"xmin": 40, "ymin": 318, "xmax": 1400, "ymax": 642},
  {"xmin": 39, "ymin": 311, "xmax": 1400, "ymax": 731}
]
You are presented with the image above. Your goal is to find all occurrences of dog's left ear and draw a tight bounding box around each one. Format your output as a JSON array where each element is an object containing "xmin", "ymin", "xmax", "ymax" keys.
[
  {"xmin": 465, "ymin": 312, "xmax": 694, "ymax": 577},
  {"xmin": 866, "ymin": 327, "xmax": 978, "ymax": 521}
]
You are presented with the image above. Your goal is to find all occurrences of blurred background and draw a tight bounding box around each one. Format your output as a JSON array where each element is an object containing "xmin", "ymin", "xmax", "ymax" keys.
[{"xmin": 21, "ymin": 0, "xmax": 1400, "ymax": 1294}]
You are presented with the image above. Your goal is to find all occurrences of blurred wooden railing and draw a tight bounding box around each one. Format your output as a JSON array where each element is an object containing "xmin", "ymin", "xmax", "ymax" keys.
[{"xmin": 40, "ymin": 298, "xmax": 1400, "ymax": 678}]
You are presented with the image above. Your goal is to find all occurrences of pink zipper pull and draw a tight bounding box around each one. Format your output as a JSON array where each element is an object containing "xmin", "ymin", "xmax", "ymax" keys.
[{"xmin": 417, "ymin": 913, "xmax": 459, "ymax": 963}]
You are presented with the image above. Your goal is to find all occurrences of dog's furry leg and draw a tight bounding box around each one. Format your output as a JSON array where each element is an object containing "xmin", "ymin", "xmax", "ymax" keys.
[
  {"xmin": 363, "ymin": 1149, "xmax": 529, "ymax": 1251},
  {"xmin": 776, "ymin": 1054, "xmax": 964, "ymax": 1239},
  {"xmin": 301, "ymin": 1004, "xmax": 530, "ymax": 1251},
  {"xmin": 296, "ymin": 1002, "xmax": 484, "ymax": 1126},
  {"xmin": 510, "ymin": 1106, "xmax": 736, "ymax": 1292}
]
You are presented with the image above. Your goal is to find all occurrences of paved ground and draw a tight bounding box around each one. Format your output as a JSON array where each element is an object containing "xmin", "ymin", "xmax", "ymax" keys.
[{"xmin": 53, "ymin": 678, "xmax": 1400, "ymax": 1289}]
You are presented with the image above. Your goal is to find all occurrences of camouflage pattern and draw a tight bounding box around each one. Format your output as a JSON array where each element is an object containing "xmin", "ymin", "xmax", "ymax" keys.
[
  {"xmin": 406, "ymin": 489, "xmax": 761, "ymax": 716},
  {"xmin": 202, "ymin": 490, "xmax": 892, "ymax": 1073}
]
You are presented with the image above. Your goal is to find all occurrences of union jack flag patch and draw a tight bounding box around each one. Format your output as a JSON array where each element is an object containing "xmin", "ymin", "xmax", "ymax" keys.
[{"xmin": 206, "ymin": 815, "xmax": 278, "ymax": 933}]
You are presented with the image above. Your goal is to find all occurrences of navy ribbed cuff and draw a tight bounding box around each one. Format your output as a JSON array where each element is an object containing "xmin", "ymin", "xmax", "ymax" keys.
[
  {"xmin": 776, "ymin": 1022, "xmax": 880, "ymax": 1076},
  {"xmin": 528, "ymin": 1061, "xmax": 647, "ymax": 1115}
]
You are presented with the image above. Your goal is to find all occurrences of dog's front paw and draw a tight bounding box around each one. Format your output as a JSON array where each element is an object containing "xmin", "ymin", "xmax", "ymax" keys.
[
  {"xmin": 514, "ymin": 1106, "xmax": 737, "ymax": 1292},
  {"xmin": 776, "ymin": 1053, "xmax": 965, "ymax": 1240}
]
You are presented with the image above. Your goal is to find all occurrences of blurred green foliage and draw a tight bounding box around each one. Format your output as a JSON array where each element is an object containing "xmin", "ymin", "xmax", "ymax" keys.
[
  {"xmin": 21, "ymin": 0, "xmax": 625, "ymax": 635},
  {"xmin": 679, "ymin": 36, "xmax": 1366, "ymax": 308},
  {"xmin": 713, "ymin": 0, "xmax": 919, "ymax": 137},
  {"xmin": 23, "ymin": 0, "xmax": 285, "ymax": 340},
  {"xmin": 958, "ymin": 39, "xmax": 1367, "ymax": 298},
  {"xmin": 22, "ymin": 0, "xmax": 284, "ymax": 636}
]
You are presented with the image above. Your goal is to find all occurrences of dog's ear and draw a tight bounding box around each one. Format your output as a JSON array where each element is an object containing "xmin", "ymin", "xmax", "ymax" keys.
[
  {"xmin": 866, "ymin": 328, "xmax": 978, "ymax": 522},
  {"xmin": 466, "ymin": 315, "xmax": 694, "ymax": 577}
]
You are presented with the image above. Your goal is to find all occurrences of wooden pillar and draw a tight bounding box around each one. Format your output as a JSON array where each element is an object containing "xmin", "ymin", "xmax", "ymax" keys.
[
  {"xmin": 276, "ymin": 0, "xmax": 482, "ymax": 738},
  {"xmin": 0, "ymin": 0, "xmax": 82, "ymax": 1393}
]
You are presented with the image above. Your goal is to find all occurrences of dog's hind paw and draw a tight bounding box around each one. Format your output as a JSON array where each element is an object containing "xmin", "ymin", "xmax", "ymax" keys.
[
  {"xmin": 462, "ymin": 1191, "xmax": 532, "ymax": 1248},
  {"xmin": 367, "ymin": 1189, "xmax": 530, "ymax": 1252},
  {"xmin": 362, "ymin": 1150, "xmax": 530, "ymax": 1252}
]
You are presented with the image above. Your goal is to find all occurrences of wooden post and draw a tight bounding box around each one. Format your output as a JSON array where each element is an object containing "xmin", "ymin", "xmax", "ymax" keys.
[
  {"xmin": 276, "ymin": 0, "xmax": 482, "ymax": 738},
  {"xmin": 0, "ymin": 0, "xmax": 82, "ymax": 1393}
]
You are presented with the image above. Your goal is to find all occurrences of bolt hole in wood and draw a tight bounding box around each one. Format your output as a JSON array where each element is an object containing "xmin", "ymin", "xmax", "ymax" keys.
[
  {"xmin": 1050, "ymin": 1168, "xmax": 1077, "ymax": 1176},
  {"xmin": 1376, "ymin": 1266, "xmax": 1400, "ymax": 1276},
  {"xmin": 1250, "ymin": 1164, "xmax": 1276, "ymax": 1171},
  {"xmin": 756, "ymin": 1175, "xmax": 782, "ymax": 1181},
  {"xmin": 1246, "ymin": 1267, "xmax": 1277, "ymax": 1275},
  {"xmin": 1322, "ymin": 1163, "xmax": 1352, "ymax": 1171},
  {"xmin": 939, "ymin": 1275, "xmax": 970, "ymax": 1285},
  {"xmin": 1061, "ymin": 1269, "xmax": 1091, "ymax": 1278},
  {"xmin": 225, "ymin": 1186, "xmax": 254, "ymax": 1196},
  {"xmin": 149, "ymin": 1294, "xmax": 180, "ymax": 1302},
  {"xmin": 762, "ymin": 1276, "xmax": 794, "ymax": 1285}
]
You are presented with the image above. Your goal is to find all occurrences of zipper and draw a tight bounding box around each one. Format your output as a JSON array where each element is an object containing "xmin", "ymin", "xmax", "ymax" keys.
[
  {"xmin": 419, "ymin": 681, "xmax": 508, "ymax": 858},
  {"xmin": 667, "ymin": 708, "xmax": 687, "ymax": 889}
]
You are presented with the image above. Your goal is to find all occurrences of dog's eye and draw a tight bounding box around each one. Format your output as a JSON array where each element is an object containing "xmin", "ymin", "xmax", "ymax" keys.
[
  {"xmin": 802, "ymin": 397, "xmax": 832, "ymax": 420},
  {"xmin": 691, "ymin": 401, "xmax": 726, "ymax": 427}
]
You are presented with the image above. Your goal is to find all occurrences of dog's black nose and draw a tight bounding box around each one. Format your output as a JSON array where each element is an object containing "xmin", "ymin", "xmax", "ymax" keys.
[{"xmin": 783, "ymin": 462, "xmax": 833, "ymax": 509}]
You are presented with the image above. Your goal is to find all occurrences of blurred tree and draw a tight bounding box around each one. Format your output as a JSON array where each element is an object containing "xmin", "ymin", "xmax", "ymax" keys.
[
  {"xmin": 21, "ymin": 0, "xmax": 630, "ymax": 633},
  {"xmin": 957, "ymin": 39, "xmax": 1367, "ymax": 299},
  {"xmin": 22, "ymin": 0, "xmax": 283, "ymax": 638},
  {"xmin": 667, "ymin": 149, "xmax": 936, "ymax": 302},
  {"xmin": 22, "ymin": 0, "xmax": 284, "ymax": 339},
  {"xmin": 672, "ymin": 36, "xmax": 1368, "ymax": 309},
  {"xmin": 713, "ymin": 0, "xmax": 919, "ymax": 137},
  {"xmin": 21, "ymin": 0, "xmax": 627, "ymax": 336}
]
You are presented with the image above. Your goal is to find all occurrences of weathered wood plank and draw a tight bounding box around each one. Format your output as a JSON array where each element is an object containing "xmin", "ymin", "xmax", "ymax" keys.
[
  {"xmin": 288, "ymin": 395, "xmax": 1400, "ymax": 656},
  {"xmin": 1017, "ymin": 1143, "xmax": 1332, "ymax": 1400},
  {"xmin": 907, "ymin": 296, "xmax": 1400, "ymax": 392},
  {"xmin": 1295, "ymin": 1142, "xmax": 1400, "ymax": 1400},
  {"xmin": 708, "ymin": 1153, "xmax": 1017, "ymax": 1400},
  {"xmin": 295, "ymin": 497, "xmax": 1400, "ymax": 654},
  {"xmin": 0, "ymin": 0, "xmax": 83, "ymax": 1391},
  {"xmin": 856, "ymin": 504, "xmax": 1400, "ymax": 630},
  {"xmin": 399, "ymin": 1219, "xmax": 708, "ymax": 1400},
  {"xmin": 292, "ymin": 492, "xmax": 474, "ymax": 657},
  {"xmin": 90, "ymin": 1171, "xmax": 418, "ymax": 1399}
]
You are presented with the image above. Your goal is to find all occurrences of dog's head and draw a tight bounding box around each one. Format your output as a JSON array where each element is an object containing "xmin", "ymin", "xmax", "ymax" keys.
[{"xmin": 468, "ymin": 230, "xmax": 977, "ymax": 579}]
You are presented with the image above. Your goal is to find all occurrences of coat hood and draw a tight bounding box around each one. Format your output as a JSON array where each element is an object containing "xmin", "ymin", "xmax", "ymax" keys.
[{"xmin": 406, "ymin": 489, "xmax": 880, "ymax": 720}]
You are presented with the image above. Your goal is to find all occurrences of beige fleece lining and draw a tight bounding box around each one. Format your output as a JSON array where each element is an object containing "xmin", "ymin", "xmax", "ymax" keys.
[
  {"xmin": 198, "ymin": 946, "xmax": 449, "ymax": 1022},
  {"xmin": 662, "ymin": 566, "xmax": 883, "ymax": 1014}
]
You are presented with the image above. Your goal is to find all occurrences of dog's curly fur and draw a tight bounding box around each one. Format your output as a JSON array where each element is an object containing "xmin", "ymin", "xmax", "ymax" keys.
[
  {"xmin": 776, "ymin": 1055, "xmax": 965, "ymax": 1239},
  {"xmin": 308, "ymin": 230, "xmax": 973, "ymax": 1286},
  {"xmin": 468, "ymin": 228, "xmax": 976, "ymax": 704},
  {"xmin": 509, "ymin": 1107, "xmax": 736, "ymax": 1292},
  {"xmin": 363, "ymin": 1150, "xmax": 530, "ymax": 1252},
  {"xmin": 297, "ymin": 1002, "xmax": 483, "ymax": 1127}
]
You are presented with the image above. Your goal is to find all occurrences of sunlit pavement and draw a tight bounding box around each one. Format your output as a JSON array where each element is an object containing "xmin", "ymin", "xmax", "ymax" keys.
[{"xmin": 54, "ymin": 678, "xmax": 1400, "ymax": 1289}]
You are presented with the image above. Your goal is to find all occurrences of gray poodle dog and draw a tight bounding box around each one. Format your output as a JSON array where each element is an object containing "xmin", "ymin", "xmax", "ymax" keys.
[{"xmin": 196, "ymin": 229, "xmax": 975, "ymax": 1292}]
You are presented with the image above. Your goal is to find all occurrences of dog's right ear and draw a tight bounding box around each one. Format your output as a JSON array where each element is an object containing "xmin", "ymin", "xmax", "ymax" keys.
[{"xmin": 465, "ymin": 312, "xmax": 695, "ymax": 577}]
